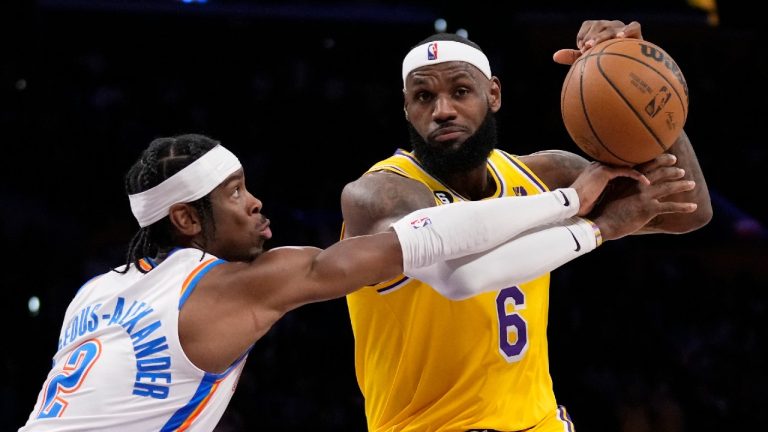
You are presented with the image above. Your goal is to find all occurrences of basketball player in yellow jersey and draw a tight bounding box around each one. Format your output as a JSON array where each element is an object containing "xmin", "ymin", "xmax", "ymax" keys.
[{"xmin": 341, "ymin": 20, "xmax": 712, "ymax": 431}]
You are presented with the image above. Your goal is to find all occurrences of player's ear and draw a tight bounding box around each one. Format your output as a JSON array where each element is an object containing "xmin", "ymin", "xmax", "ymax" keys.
[
  {"xmin": 169, "ymin": 203, "xmax": 202, "ymax": 236},
  {"xmin": 488, "ymin": 77, "xmax": 501, "ymax": 112}
]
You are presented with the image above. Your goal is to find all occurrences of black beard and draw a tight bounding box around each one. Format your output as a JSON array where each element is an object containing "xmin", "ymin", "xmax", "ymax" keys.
[{"xmin": 409, "ymin": 112, "xmax": 498, "ymax": 181}]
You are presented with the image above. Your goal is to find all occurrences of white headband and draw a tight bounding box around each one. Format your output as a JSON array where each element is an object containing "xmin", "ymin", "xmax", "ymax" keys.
[
  {"xmin": 128, "ymin": 145, "xmax": 242, "ymax": 228},
  {"xmin": 402, "ymin": 40, "xmax": 492, "ymax": 84}
]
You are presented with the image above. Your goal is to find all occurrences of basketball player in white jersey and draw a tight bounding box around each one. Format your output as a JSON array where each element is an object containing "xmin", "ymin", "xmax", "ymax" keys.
[{"xmin": 20, "ymin": 129, "xmax": 696, "ymax": 431}]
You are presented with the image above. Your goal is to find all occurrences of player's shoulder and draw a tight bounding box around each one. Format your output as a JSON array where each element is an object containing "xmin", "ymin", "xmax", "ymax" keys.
[
  {"xmin": 517, "ymin": 149, "xmax": 589, "ymax": 189},
  {"xmin": 343, "ymin": 170, "xmax": 429, "ymax": 206},
  {"xmin": 341, "ymin": 170, "xmax": 435, "ymax": 236},
  {"xmin": 518, "ymin": 149, "xmax": 588, "ymax": 168}
]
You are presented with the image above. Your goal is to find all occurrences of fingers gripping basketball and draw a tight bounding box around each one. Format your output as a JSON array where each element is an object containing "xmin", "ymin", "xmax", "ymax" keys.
[{"xmin": 561, "ymin": 39, "xmax": 689, "ymax": 166}]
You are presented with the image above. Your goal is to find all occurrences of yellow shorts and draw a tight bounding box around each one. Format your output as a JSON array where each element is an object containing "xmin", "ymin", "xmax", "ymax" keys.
[
  {"xmin": 530, "ymin": 405, "xmax": 575, "ymax": 432},
  {"xmin": 467, "ymin": 405, "xmax": 576, "ymax": 432}
]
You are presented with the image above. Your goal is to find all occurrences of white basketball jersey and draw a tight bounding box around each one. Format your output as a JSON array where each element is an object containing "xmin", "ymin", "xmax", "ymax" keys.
[{"xmin": 21, "ymin": 248, "xmax": 247, "ymax": 432}]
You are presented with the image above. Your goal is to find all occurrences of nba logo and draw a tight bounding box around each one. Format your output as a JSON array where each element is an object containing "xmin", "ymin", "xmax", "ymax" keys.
[
  {"xmin": 410, "ymin": 216, "xmax": 432, "ymax": 229},
  {"xmin": 427, "ymin": 42, "xmax": 438, "ymax": 60}
]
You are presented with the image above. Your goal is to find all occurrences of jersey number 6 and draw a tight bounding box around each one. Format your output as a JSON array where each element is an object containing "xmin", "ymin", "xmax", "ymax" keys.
[{"xmin": 496, "ymin": 286, "xmax": 529, "ymax": 362}]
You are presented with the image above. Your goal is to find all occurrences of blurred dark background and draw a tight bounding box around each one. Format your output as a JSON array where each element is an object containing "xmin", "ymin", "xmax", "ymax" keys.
[{"xmin": 2, "ymin": 0, "xmax": 766, "ymax": 431}]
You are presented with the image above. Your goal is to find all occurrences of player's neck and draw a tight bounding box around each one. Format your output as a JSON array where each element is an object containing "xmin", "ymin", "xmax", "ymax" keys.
[{"xmin": 442, "ymin": 164, "xmax": 495, "ymax": 201}]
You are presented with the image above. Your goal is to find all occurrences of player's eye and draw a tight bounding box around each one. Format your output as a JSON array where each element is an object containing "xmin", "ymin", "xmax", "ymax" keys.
[
  {"xmin": 455, "ymin": 87, "xmax": 470, "ymax": 97},
  {"xmin": 415, "ymin": 91, "xmax": 433, "ymax": 103}
]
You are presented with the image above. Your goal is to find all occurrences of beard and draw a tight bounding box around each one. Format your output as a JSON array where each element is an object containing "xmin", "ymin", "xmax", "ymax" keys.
[{"xmin": 408, "ymin": 111, "xmax": 498, "ymax": 181}]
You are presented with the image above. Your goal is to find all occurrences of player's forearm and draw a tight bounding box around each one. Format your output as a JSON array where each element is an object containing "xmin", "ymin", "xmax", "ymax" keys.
[
  {"xmin": 393, "ymin": 188, "xmax": 580, "ymax": 271},
  {"xmin": 640, "ymin": 130, "xmax": 712, "ymax": 234},
  {"xmin": 407, "ymin": 218, "xmax": 601, "ymax": 300}
]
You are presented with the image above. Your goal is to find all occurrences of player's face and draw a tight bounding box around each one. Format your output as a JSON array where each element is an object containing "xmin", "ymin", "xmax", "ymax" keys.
[
  {"xmin": 206, "ymin": 169, "xmax": 272, "ymax": 262},
  {"xmin": 404, "ymin": 61, "xmax": 500, "ymax": 177}
]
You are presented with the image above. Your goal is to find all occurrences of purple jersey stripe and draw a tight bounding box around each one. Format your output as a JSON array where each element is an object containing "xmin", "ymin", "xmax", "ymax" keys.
[
  {"xmin": 487, "ymin": 159, "xmax": 505, "ymax": 197},
  {"xmin": 377, "ymin": 275, "xmax": 410, "ymax": 294},
  {"xmin": 499, "ymin": 151, "xmax": 547, "ymax": 192},
  {"xmin": 557, "ymin": 405, "xmax": 575, "ymax": 432}
]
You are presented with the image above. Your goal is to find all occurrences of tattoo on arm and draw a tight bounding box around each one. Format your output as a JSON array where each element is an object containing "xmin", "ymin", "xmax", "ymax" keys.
[{"xmin": 343, "ymin": 172, "xmax": 435, "ymax": 236}]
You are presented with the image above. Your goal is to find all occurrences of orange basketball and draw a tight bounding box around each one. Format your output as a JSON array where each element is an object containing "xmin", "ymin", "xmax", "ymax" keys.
[{"xmin": 561, "ymin": 38, "xmax": 689, "ymax": 166}]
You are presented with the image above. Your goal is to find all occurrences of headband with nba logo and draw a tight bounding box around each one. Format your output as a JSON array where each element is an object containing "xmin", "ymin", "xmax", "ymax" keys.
[
  {"xmin": 401, "ymin": 40, "xmax": 492, "ymax": 85},
  {"xmin": 128, "ymin": 145, "xmax": 242, "ymax": 228}
]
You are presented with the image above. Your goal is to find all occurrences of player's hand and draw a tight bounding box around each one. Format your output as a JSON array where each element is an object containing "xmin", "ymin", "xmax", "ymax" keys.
[
  {"xmin": 569, "ymin": 161, "xmax": 649, "ymax": 217},
  {"xmin": 591, "ymin": 158, "xmax": 697, "ymax": 241},
  {"xmin": 635, "ymin": 153, "xmax": 683, "ymax": 184},
  {"xmin": 553, "ymin": 20, "xmax": 643, "ymax": 65}
]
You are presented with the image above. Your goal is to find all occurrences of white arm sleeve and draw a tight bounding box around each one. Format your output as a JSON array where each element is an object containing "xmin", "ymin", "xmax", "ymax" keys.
[
  {"xmin": 392, "ymin": 188, "xmax": 579, "ymax": 271},
  {"xmin": 406, "ymin": 217, "xmax": 601, "ymax": 300}
]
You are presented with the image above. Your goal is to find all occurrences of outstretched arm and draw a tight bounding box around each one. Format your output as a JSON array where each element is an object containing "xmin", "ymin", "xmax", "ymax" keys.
[{"xmin": 215, "ymin": 166, "xmax": 642, "ymax": 315}]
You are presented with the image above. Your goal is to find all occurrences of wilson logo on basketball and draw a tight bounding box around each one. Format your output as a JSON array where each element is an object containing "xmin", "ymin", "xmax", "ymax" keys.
[{"xmin": 638, "ymin": 43, "xmax": 689, "ymax": 101}]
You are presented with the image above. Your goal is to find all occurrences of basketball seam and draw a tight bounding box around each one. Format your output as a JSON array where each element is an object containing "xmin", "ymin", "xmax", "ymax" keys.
[
  {"xmin": 561, "ymin": 58, "xmax": 578, "ymax": 119},
  {"xmin": 598, "ymin": 50, "xmax": 688, "ymax": 152},
  {"xmin": 596, "ymin": 51, "xmax": 688, "ymax": 119},
  {"xmin": 577, "ymin": 57, "xmax": 635, "ymax": 165},
  {"xmin": 594, "ymin": 38, "xmax": 626, "ymax": 53},
  {"xmin": 596, "ymin": 53, "xmax": 668, "ymax": 153}
]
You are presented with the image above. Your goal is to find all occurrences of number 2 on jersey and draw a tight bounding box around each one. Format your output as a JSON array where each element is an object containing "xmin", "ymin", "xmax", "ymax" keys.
[
  {"xmin": 496, "ymin": 286, "xmax": 528, "ymax": 362},
  {"xmin": 38, "ymin": 339, "xmax": 102, "ymax": 419}
]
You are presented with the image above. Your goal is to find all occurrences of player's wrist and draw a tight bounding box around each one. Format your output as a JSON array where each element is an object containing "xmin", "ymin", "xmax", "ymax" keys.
[
  {"xmin": 591, "ymin": 216, "xmax": 619, "ymax": 243},
  {"xmin": 582, "ymin": 217, "xmax": 603, "ymax": 247}
]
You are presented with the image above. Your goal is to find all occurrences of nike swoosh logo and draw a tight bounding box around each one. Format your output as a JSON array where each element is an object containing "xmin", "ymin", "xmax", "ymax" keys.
[
  {"xmin": 559, "ymin": 190, "xmax": 570, "ymax": 206},
  {"xmin": 565, "ymin": 227, "xmax": 581, "ymax": 252}
]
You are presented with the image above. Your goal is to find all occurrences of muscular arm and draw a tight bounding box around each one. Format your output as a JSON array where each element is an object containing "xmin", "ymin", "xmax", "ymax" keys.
[
  {"xmin": 183, "ymin": 177, "xmax": 585, "ymax": 371},
  {"xmin": 519, "ymin": 149, "xmax": 589, "ymax": 188},
  {"xmin": 184, "ymin": 170, "xmax": 576, "ymax": 371},
  {"xmin": 182, "ymin": 231, "xmax": 404, "ymax": 372},
  {"xmin": 341, "ymin": 171, "xmax": 437, "ymax": 237},
  {"xmin": 638, "ymin": 130, "xmax": 712, "ymax": 233}
]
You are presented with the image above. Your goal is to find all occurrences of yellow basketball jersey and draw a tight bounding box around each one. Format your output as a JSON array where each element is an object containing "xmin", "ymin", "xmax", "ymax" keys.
[{"xmin": 346, "ymin": 149, "xmax": 557, "ymax": 431}]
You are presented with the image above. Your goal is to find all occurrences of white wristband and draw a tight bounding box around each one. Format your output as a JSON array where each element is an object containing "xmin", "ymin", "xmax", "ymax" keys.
[{"xmin": 392, "ymin": 188, "xmax": 580, "ymax": 272}]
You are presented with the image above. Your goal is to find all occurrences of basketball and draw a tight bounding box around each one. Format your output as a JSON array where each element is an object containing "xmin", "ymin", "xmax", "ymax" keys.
[{"xmin": 561, "ymin": 38, "xmax": 689, "ymax": 166}]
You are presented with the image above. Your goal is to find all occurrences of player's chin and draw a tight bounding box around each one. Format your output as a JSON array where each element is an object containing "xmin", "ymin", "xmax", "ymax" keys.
[{"xmin": 427, "ymin": 135, "xmax": 465, "ymax": 150}]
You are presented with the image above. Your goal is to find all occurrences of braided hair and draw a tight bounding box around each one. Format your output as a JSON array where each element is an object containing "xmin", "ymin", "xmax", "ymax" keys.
[{"xmin": 119, "ymin": 134, "xmax": 219, "ymax": 273}]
